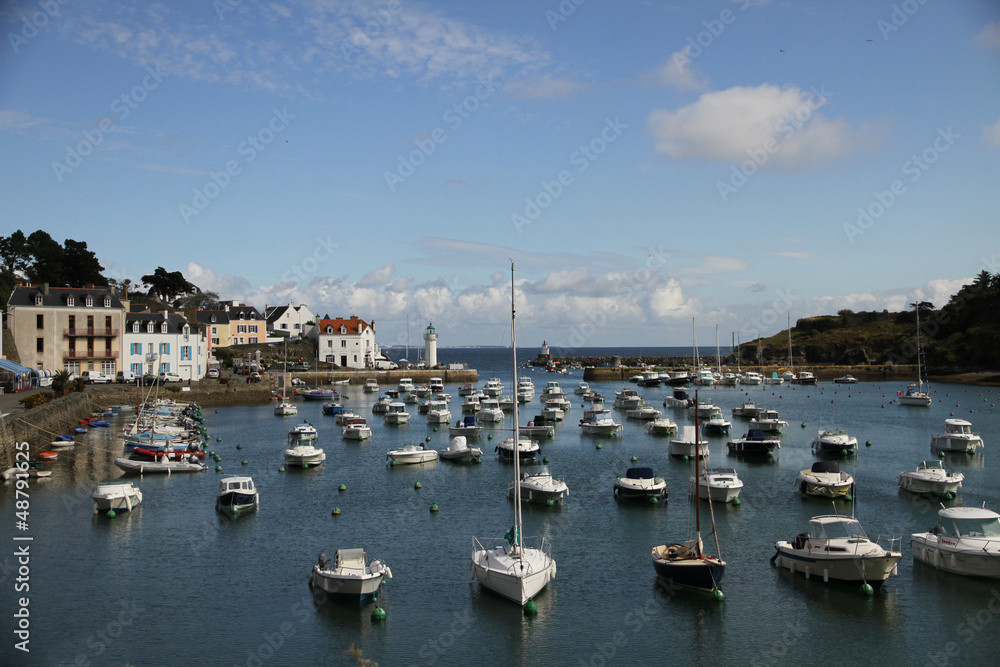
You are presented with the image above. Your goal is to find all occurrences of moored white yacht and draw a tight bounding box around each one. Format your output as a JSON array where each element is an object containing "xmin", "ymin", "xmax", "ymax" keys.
[
  {"xmin": 645, "ymin": 417, "xmax": 677, "ymax": 436},
  {"xmin": 309, "ymin": 549, "xmax": 392, "ymax": 600},
  {"xmin": 613, "ymin": 388, "xmax": 642, "ymax": 410},
  {"xmin": 579, "ymin": 407, "xmax": 622, "ymax": 436},
  {"xmin": 614, "ymin": 467, "xmax": 667, "ymax": 500},
  {"xmin": 740, "ymin": 371, "xmax": 763, "ymax": 385},
  {"xmin": 439, "ymin": 435, "xmax": 483, "ymax": 462},
  {"xmin": 341, "ymin": 416, "xmax": 372, "ymax": 440},
  {"xmin": 702, "ymin": 412, "xmax": 732, "ymax": 436},
  {"xmin": 749, "ymin": 409, "xmax": 788, "ymax": 434},
  {"xmin": 773, "ymin": 515, "xmax": 902, "ymax": 588},
  {"xmin": 898, "ymin": 460, "xmax": 964, "ymax": 498},
  {"xmin": 795, "ymin": 461, "xmax": 854, "ymax": 498},
  {"xmin": 386, "ymin": 442, "xmax": 438, "ymax": 465},
  {"xmin": 669, "ymin": 425, "xmax": 709, "ymax": 459},
  {"xmin": 690, "ymin": 468, "xmax": 744, "ymax": 503},
  {"xmin": 495, "ymin": 436, "xmax": 539, "ymax": 461},
  {"xmin": 626, "ymin": 403, "xmax": 661, "ymax": 420},
  {"xmin": 426, "ymin": 399, "xmax": 452, "ymax": 425},
  {"xmin": 383, "ymin": 402, "xmax": 410, "ymax": 425},
  {"xmin": 215, "ymin": 475, "xmax": 259, "ymax": 514},
  {"xmin": 477, "ymin": 398, "xmax": 504, "ymax": 424},
  {"xmin": 930, "ymin": 419, "xmax": 984, "ymax": 453},
  {"xmin": 285, "ymin": 422, "xmax": 325, "ymax": 467},
  {"xmin": 911, "ymin": 506, "xmax": 1000, "ymax": 578},
  {"xmin": 91, "ymin": 480, "xmax": 142, "ymax": 513},
  {"xmin": 726, "ymin": 429, "xmax": 780, "ymax": 456},
  {"xmin": 449, "ymin": 415, "xmax": 485, "ymax": 439},
  {"xmin": 811, "ymin": 429, "xmax": 858, "ymax": 456},
  {"xmin": 507, "ymin": 466, "xmax": 569, "ymax": 504}
]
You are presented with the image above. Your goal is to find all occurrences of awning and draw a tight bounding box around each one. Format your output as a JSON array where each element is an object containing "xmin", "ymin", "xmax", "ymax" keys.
[{"xmin": 0, "ymin": 359, "xmax": 33, "ymax": 376}]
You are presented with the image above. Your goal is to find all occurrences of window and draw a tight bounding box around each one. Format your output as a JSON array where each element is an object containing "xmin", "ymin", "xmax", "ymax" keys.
[
  {"xmin": 161, "ymin": 323, "xmax": 168, "ymax": 334},
  {"xmin": 211, "ymin": 315, "xmax": 217, "ymax": 323},
  {"xmin": 281, "ymin": 323, "xmax": 288, "ymax": 329},
  {"xmin": 105, "ymin": 316, "xmax": 112, "ymax": 330},
  {"xmin": 103, "ymin": 296, "xmax": 110, "ymax": 307},
  {"xmin": 36, "ymin": 314, "xmax": 43, "ymax": 329},
  {"xmin": 132, "ymin": 322, "xmax": 139, "ymax": 333},
  {"xmin": 211, "ymin": 326, "xmax": 217, "ymax": 334},
  {"xmin": 101, "ymin": 361, "xmax": 115, "ymax": 374},
  {"xmin": 353, "ymin": 355, "xmax": 357, "ymax": 363},
  {"xmin": 85, "ymin": 296, "xmax": 93, "ymax": 307},
  {"xmin": 160, "ymin": 343, "xmax": 170, "ymax": 355},
  {"xmin": 341, "ymin": 340, "xmax": 347, "ymax": 348},
  {"xmin": 147, "ymin": 322, "xmax": 154, "ymax": 333},
  {"xmin": 36, "ymin": 337, "xmax": 43, "ymax": 352},
  {"xmin": 294, "ymin": 323, "xmax": 300, "ymax": 329},
  {"xmin": 249, "ymin": 337, "xmax": 257, "ymax": 344},
  {"xmin": 67, "ymin": 296, "xmax": 74, "ymax": 306},
  {"xmin": 147, "ymin": 343, "xmax": 154, "ymax": 355},
  {"xmin": 326, "ymin": 340, "xmax": 332, "ymax": 348},
  {"xmin": 249, "ymin": 324, "xmax": 257, "ymax": 333},
  {"xmin": 131, "ymin": 363, "xmax": 142, "ymax": 375},
  {"xmin": 34, "ymin": 294, "xmax": 42, "ymax": 306},
  {"xmin": 239, "ymin": 312, "xmax": 246, "ymax": 320},
  {"xmin": 181, "ymin": 346, "xmax": 191, "ymax": 361},
  {"xmin": 326, "ymin": 326, "xmax": 332, "ymax": 334},
  {"xmin": 159, "ymin": 362, "xmax": 170, "ymax": 373},
  {"xmin": 211, "ymin": 337, "xmax": 219, "ymax": 345},
  {"xmin": 65, "ymin": 362, "xmax": 79, "ymax": 376},
  {"xmin": 340, "ymin": 325, "xmax": 347, "ymax": 334},
  {"xmin": 131, "ymin": 343, "xmax": 142, "ymax": 355},
  {"xmin": 237, "ymin": 325, "xmax": 247, "ymax": 333}
]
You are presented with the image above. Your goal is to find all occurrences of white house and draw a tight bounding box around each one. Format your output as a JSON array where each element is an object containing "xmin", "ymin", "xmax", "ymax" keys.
[
  {"xmin": 123, "ymin": 311, "xmax": 208, "ymax": 381},
  {"xmin": 265, "ymin": 303, "xmax": 316, "ymax": 339},
  {"xmin": 316, "ymin": 316, "xmax": 379, "ymax": 369}
]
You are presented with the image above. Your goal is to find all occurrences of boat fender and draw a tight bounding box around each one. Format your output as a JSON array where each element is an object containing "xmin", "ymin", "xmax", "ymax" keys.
[
  {"xmin": 799, "ymin": 481, "xmax": 807, "ymax": 494},
  {"xmin": 550, "ymin": 560, "xmax": 556, "ymax": 579}
]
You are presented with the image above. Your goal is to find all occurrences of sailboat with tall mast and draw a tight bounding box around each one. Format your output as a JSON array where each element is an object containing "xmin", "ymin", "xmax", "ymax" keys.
[
  {"xmin": 275, "ymin": 337, "xmax": 297, "ymax": 416},
  {"xmin": 651, "ymin": 389, "xmax": 726, "ymax": 596},
  {"xmin": 471, "ymin": 262, "xmax": 556, "ymax": 608},
  {"xmin": 898, "ymin": 303, "xmax": 932, "ymax": 407}
]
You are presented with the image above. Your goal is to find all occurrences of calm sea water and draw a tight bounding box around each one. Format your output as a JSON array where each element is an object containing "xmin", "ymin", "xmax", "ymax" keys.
[{"xmin": 2, "ymin": 348, "xmax": 999, "ymax": 667}]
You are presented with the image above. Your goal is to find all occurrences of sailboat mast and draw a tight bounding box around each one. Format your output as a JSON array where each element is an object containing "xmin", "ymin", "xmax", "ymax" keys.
[
  {"xmin": 694, "ymin": 389, "xmax": 702, "ymax": 557},
  {"xmin": 715, "ymin": 324, "xmax": 721, "ymax": 375},
  {"xmin": 787, "ymin": 313, "xmax": 792, "ymax": 374},
  {"xmin": 511, "ymin": 262, "xmax": 524, "ymax": 556},
  {"xmin": 915, "ymin": 305, "xmax": 924, "ymax": 388}
]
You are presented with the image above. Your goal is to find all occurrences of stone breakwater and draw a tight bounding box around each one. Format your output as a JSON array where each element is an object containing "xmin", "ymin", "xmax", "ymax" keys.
[
  {"xmin": 1, "ymin": 392, "xmax": 98, "ymax": 467},
  {"xmin": 87, "ymin": 383, "xmax": 273, "ymax": 409}
]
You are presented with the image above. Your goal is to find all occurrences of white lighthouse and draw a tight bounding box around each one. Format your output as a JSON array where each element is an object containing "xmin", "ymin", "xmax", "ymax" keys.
[{"xmin": 423, "ymin": 322, "xmax": 438, "ymax": 368}]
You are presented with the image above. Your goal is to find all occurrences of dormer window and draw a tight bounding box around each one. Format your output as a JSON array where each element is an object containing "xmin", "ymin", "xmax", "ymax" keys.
[
  {"xmin": 132, "ymin": 322, "xmax": 139, "ymax": 333},
  {"xmin": 326, "ymin": 326, "xmax": 333, "ymax": 334},
  {"xmin": 182, "ymin": 325, "xmax": 189, "ymax": 335},
  {"xmin": 84, "ymin": 296, "xmax": 93, "ymax": 307},
  {"xmin": 211, "ymin": 314, "xmax": 217, "ymax": 323},
  {"xmin": 340, "ymin": 325, "xmax": 347, "ymax": 334},
  {"xmin": 103, "ymin": 296, "xmax": 110, "ymax": 307},
  {"xmin": 67, "ymin": 296, "xmax": 75, "ymax": 307},
  {"xmin": 161, "ymin": 323, "xmax": 168, "ymax": 334},
  {"xmin": 34, "ymin": 294, "xmax": 43, "ymax": 306},
  {"xmin": 239, "ymin": 312, "xmax": 246, "ymax": 320},
  {"xmin": 147, "ymin": 322, "xmax": 154, "ymax": 333}
]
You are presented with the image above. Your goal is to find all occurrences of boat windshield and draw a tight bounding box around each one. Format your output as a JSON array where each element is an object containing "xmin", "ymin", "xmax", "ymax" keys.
[
  {"xmin": 949, "ymin": 517, "xmax": 1000, "ymax": 538},
  {"xmin": 815, "ymin": 519, "xmax": 867, "ymax": 540}
]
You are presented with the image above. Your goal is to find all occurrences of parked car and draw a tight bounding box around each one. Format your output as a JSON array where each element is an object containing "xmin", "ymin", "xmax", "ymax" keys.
[
  {"xmin": 141, "ymin": 374, "xmax": 161, "ymax": 386},
  {"xmin": 207, "ymin": 368, "xmax": 220, "ymax": 379},
  {"xmin": 116, "ymin": 370, "xmax": 137, "ymax": 383},
  {"xmin": 80, "ymin": 371, "xmax": 112, "ymax": 384},
  {"xmin": 249, "ymin": 372, "xmax": 262, "ymax": 383},
  {"xmin": 159, "ymin": 372, "xmax": 182, "ymax": 383}
]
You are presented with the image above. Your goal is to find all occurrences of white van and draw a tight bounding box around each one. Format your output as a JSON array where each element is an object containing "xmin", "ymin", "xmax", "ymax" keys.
[
  {"xmin": 81, "ymin": 370, "xmax": 112, "ymax": 384},
  {"xmin": 116, "ymin": 370, "xmax": 137, "ymax": 383}
]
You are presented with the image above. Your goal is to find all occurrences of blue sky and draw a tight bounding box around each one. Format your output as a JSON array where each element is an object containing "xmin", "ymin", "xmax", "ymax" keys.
[{"xmin": 2, "ymin": 0, "xmax": 998, "ymax": 348}]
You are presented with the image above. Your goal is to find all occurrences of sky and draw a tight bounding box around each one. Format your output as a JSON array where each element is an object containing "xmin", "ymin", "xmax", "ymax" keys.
[{"xmin": 1, "ymin": 0, "xmax": 998, "ymax": 349}]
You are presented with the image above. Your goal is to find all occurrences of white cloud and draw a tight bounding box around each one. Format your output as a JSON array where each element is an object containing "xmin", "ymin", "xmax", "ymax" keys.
[
  {"xmin": 772, "ymin": 250, "xmax": 811, "ymax": 260},
  {"xmin": 983, "ymin": 117, "xmax": 1000, "ymax": 148},
  {"xmin": 642, "ymin": 47, "xmax": 709, "ymax": 92},
  {"xmin": 358, "ymin": 263, "xmax": 396, "ymax": 287},
  {"xmin": 646, "ymin": 84, "xmax": 868, "ymax": 168},
  {"xmin": 975, "ymin": 21, "xmax": 1000, "ymax": 50}
]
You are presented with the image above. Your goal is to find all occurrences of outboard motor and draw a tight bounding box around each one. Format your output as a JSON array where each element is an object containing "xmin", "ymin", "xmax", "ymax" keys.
[{"xmin": 318, "ymin": 552, "xmax": 329, "ymax": 569}]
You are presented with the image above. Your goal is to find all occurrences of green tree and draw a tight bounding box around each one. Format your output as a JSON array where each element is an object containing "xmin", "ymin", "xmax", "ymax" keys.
[
  {"xmin": 25, "ymin": 230, "xmax": 66, "ymax": 285},
  {"xmin": 62, "ymin": 239, "xmax": 107, "ymax": 287},
  {"xmin": 176, "ymin": 290, "xmax": 220, "ymax": 310},
  {"xmin": 141, "ymin": 267, "xmax": 196, "ymax": 301}
]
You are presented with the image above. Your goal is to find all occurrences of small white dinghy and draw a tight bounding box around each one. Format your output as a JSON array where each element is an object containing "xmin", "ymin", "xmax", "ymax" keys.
[
  {"xmin": 897, "ymin": 460, "xmax": 963, "ymax": 499},
  {"xmin": 387, "ymin": 442, "xmax": 438, "ymax": 465},
  {"xmin": 439, "ymin": 436, "xmax": 483, "ymax": 462},
  {"xmin": 114, "ymin": 453, "xmax": 206, "ymax": 475},
  {"xmin": 308, "ymin": 549, "xmax": 392, "ymax": 600},
  {"xmin": 92, "ymin": 480, "xmax": 142, "ymax": 514}
]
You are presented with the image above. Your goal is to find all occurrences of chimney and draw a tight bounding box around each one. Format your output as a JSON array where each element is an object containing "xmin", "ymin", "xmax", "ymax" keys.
[{"xmin": 41, "ymin": 282, "xmax": 49, "ymax": 295}]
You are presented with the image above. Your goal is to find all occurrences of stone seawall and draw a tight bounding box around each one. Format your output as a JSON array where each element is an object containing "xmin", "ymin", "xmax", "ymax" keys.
[
  {"xmin": 87, "ymin": 384, "xmax": 273, "ymax": 409},
  {"xmin": 1, "ymin": 392, "xmax": 97, "ymax": 467}
]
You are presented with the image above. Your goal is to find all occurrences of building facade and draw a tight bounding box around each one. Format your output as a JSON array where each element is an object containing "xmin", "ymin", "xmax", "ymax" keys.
[
  {"xmin": 316, "ymin": 316, "xmax": 379, "ymax": 369},
  {"xmin": 222, "ymin": 302, "xmax": 266, "ymax": 346},
  {"xmin": 265, "ymin": 303, "xmax": 316, "ymax": 339},
  {"xmin": 122, "ymin": 311, "xmax": 208, "ymax": 380},
  {"xmin": 6, "ymin": 283, "xmax": 127, "ymax": 376}
]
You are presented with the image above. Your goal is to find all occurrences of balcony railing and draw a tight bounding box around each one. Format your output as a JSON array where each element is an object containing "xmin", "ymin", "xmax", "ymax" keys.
[
  {"xmin": 64, "ymin": 350, "xmax": 118, "ymax": 359},
  {"xmin": 64, "ymin": 328, "xmax": 119, "ymax": 337}
]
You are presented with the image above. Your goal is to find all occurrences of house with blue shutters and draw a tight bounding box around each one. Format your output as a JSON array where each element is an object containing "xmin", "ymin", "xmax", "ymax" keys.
[{"xmin": 123, "ymin": 310, "xmax": 207, "ymax": 380}]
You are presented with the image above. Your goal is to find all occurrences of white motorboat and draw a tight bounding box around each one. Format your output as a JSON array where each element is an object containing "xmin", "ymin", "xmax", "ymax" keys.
[
  {"xmin": 669, "ymin": 425, "xmax": 709, "ymax": 459},
  {"xmin": 898, "ymin": 460, "xmax": 964, "ymax": 498},
  {"xmin": 702, "ymin": 412, "xmax": 731, "ymax": 436},
  {"xmin": 439, "ymin": 435, "xmax": 483, "ymax": 462},
  {"xmin": 579, "ymin": 407, "xmax": 622, "ymax": 436},
  {"xmin": 461, "ymin": 392, "xmax": 483, "ymax": 414},
  {"xmin": 415, "ymin": 384, "xmax": 432, "ymax": 398},
  {"xmin": 383, "ymin": 402, "xmax": 410, "ymax": 425},
  {"xmin": 663, "ymin": 387, "xmax": 691, "ymax": 409},
  {"xmin": 694, "ymin": 368, "xmax": 717, "ymax": 386},
  {"xmin": 335, "ymin": 410, "xmax": 361, "ymax": 425},
  {"xmin": 911, "ymin": 506, "xmax": 1000, "ymax": 578},
  {"xmin": 834, "ymin": 374, "xmax": 858, "ymax": 384},
  {"xmin": 574, "ymin": 382, "xmax": 591, "ymax": 395},
  {"xmin": 792, "ymin": 370, "xmax": 817, "ymax": 385},
  {"xmin": 483, "ymin": 378, "xmax": 504, "ymax": 397},
  {"xmin": 731, "ymin": 400, "xmax": 763, "ymax": 419},
  {"xmin": 309, "ymin": 549, "xmax": 392, "ymax": 600},
  {"xmin": 371, "ymin": 395, "xmax": 393, "ymax": 414},
  {"xmin": 811, "ymin": 429, "xmax": 858, "ymax": 456},
  {"xmin": 477, "ymin": 398, "xmax": 504, "ymax": 423},
  {"xmin": 457, "ymin": 382, "xmax": 476, "ymax": 397},
  {"xmin": 687, "ymin": 399, "xmax": 721, "ymax": 421},
  {"xmin": 749, "ymin": 409, "xmax": 788, "ymax": 434},
  {"xmin": 690, "ymin": 468, "xmax": 743, "ymax": 503},
  {"xmin": 637, "ymin": 370, "xmax": 662, "ymax": 387},
  {"xmin": 540, "ymin": 380, "xmax": 566, "ymax": 399},
  {"xmin": 517, "ymin": 378, "xmax": 535, "ymax": 403},
  {"xmin": 449, "ymin": 415, "xmax": 485, "ymax": 439},
  {"xmin": 718, "ymin": 372, "xmax": 739, "ymax": 387},
  {"xmin": 930, "ymin": 419, "xmax": 984, "ymax": 453},
  {"xmin": 341, "ymin": 417, "xmax": 372, "ymax": 440},
  {"xmin": 772, "ymin": 515, "xmax": 902, "ymax": 588},
  {"xmin": 472, "ymin": 262, "xmax": 556, "ymax": 606},
  {"xmin": 740, "ymin": 371, "xmax": 763, "ymax": 385},
  {"xmin": 626, "ymin": 403, "xmax": 661, "ymax": 420},
  {"xmin": 396, "ymin": 377, "xmax": 414, "ymax": 393},
  {"xmin": 495, "ymin": 436, "xmax": 539, "ymax": 461},
  {"xmin": 91, "ymin": 480, "xmax": 142, "ymax": 513},
  {"xmin": 645, "ymin": 417, "xmax": 677, "ymax": 437},
  {"xmin": 285, "ymin": 423, "xmax": 326, "ymax": 467},
  {"xmin": 114, "ymin": 454, "xmax": 206, "ymax": 474},
  {"xmin": 520, "ymin": 414, "xmax": 557, "ymax": 439},
  {"xmin": 387, "ymin": 442, "xmax": 438, "ymax": 465},
  {"xmin": 795, "ymin": 461, "xmax": 854, "ymax": 498},
  {"xmin": 764, "ymin": 372, "xmax": 784, "ymax": 385},
  {"xmin": 215, "ymin": 475, "xmax": 259, "ymax": 514},
  {"xmin": 426, "ymin": 399, "xmax": 453, "ymax": 425},
  {"xmin": 726, "ymin": 429, "xmax": 780, "ymax": 456},
  {"xmin": 614, "ymin": 467, "xmax": 667, "ymax": 500},
  {"xmin": 363, "ymin": 378, "xmax": 380, "ymax": 393},
  {"xmin": 428, "ymin": 377, "xmax": 444, "ymax": 392},
  {"xmin": 613, "ymin": 388, "xmax": 642, "ymax": 410},
  {"xmin": 507, "ymin": 466, "xmax": 569, "ymax": 504}
]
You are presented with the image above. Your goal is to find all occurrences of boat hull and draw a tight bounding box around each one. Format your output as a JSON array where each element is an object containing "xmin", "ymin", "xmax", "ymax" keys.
[
  {"xmin": 773, "ymin": 544, "xmax": 900, "ymax": 587},
  {"xmin": 470, "ymin": 543, "xmax": 554, "ymax": 605},
  {"xmin": 910, "ymin": 534, "xmax": 1000, "ymax": 578},
  {"xmin": 897, "ymin": 473, "xmax": 961, "ymax": 497},
  {"xmin": 930, "ymin": 434, "xmax": 984, "ymax": 453},
  {"xmin": 216, "ymin": 491, "xmax": 259, "ymax": 513},
  {"xmin": 284, "ymin": 448, "xmax": 326, "ymax": 467},
  {"xmin": 309, "ymin": 566, "xmax": 386, "ymax": 599},
  {"xmin": 651, "ymin": 546, "xmax": 725, "ymax": 591}
]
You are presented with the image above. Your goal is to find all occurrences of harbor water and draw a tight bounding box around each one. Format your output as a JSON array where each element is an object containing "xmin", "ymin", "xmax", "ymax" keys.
[{"xmin": 2, "ymin": 347, "xmax": 999, "ymax": 666}]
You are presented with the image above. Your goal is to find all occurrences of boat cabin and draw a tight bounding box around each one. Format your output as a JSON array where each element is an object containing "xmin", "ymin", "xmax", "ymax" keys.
[
  {"xmin": 219, "ymin": 476, "xmax": 255, "ymax": 494},
  {"xmin": 936, "ymin": 508, "xmax": 1000, "ymax": 538},
  {"xmin": 809, "ymin": 516, "xmax": 868, "ymax": 541}
]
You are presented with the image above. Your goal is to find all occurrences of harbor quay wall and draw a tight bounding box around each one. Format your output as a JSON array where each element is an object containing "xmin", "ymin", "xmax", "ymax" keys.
[
  {"xmin": 1, "ymin": 391, "xmax": 97, "ymax": 466},
  {"xmin": 578, "ymin": 361, "xmax": 932, "ymax": 383},
  {"xmin": 86, "ymin": 383, "xmax": 273, "ymax": 409}
]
